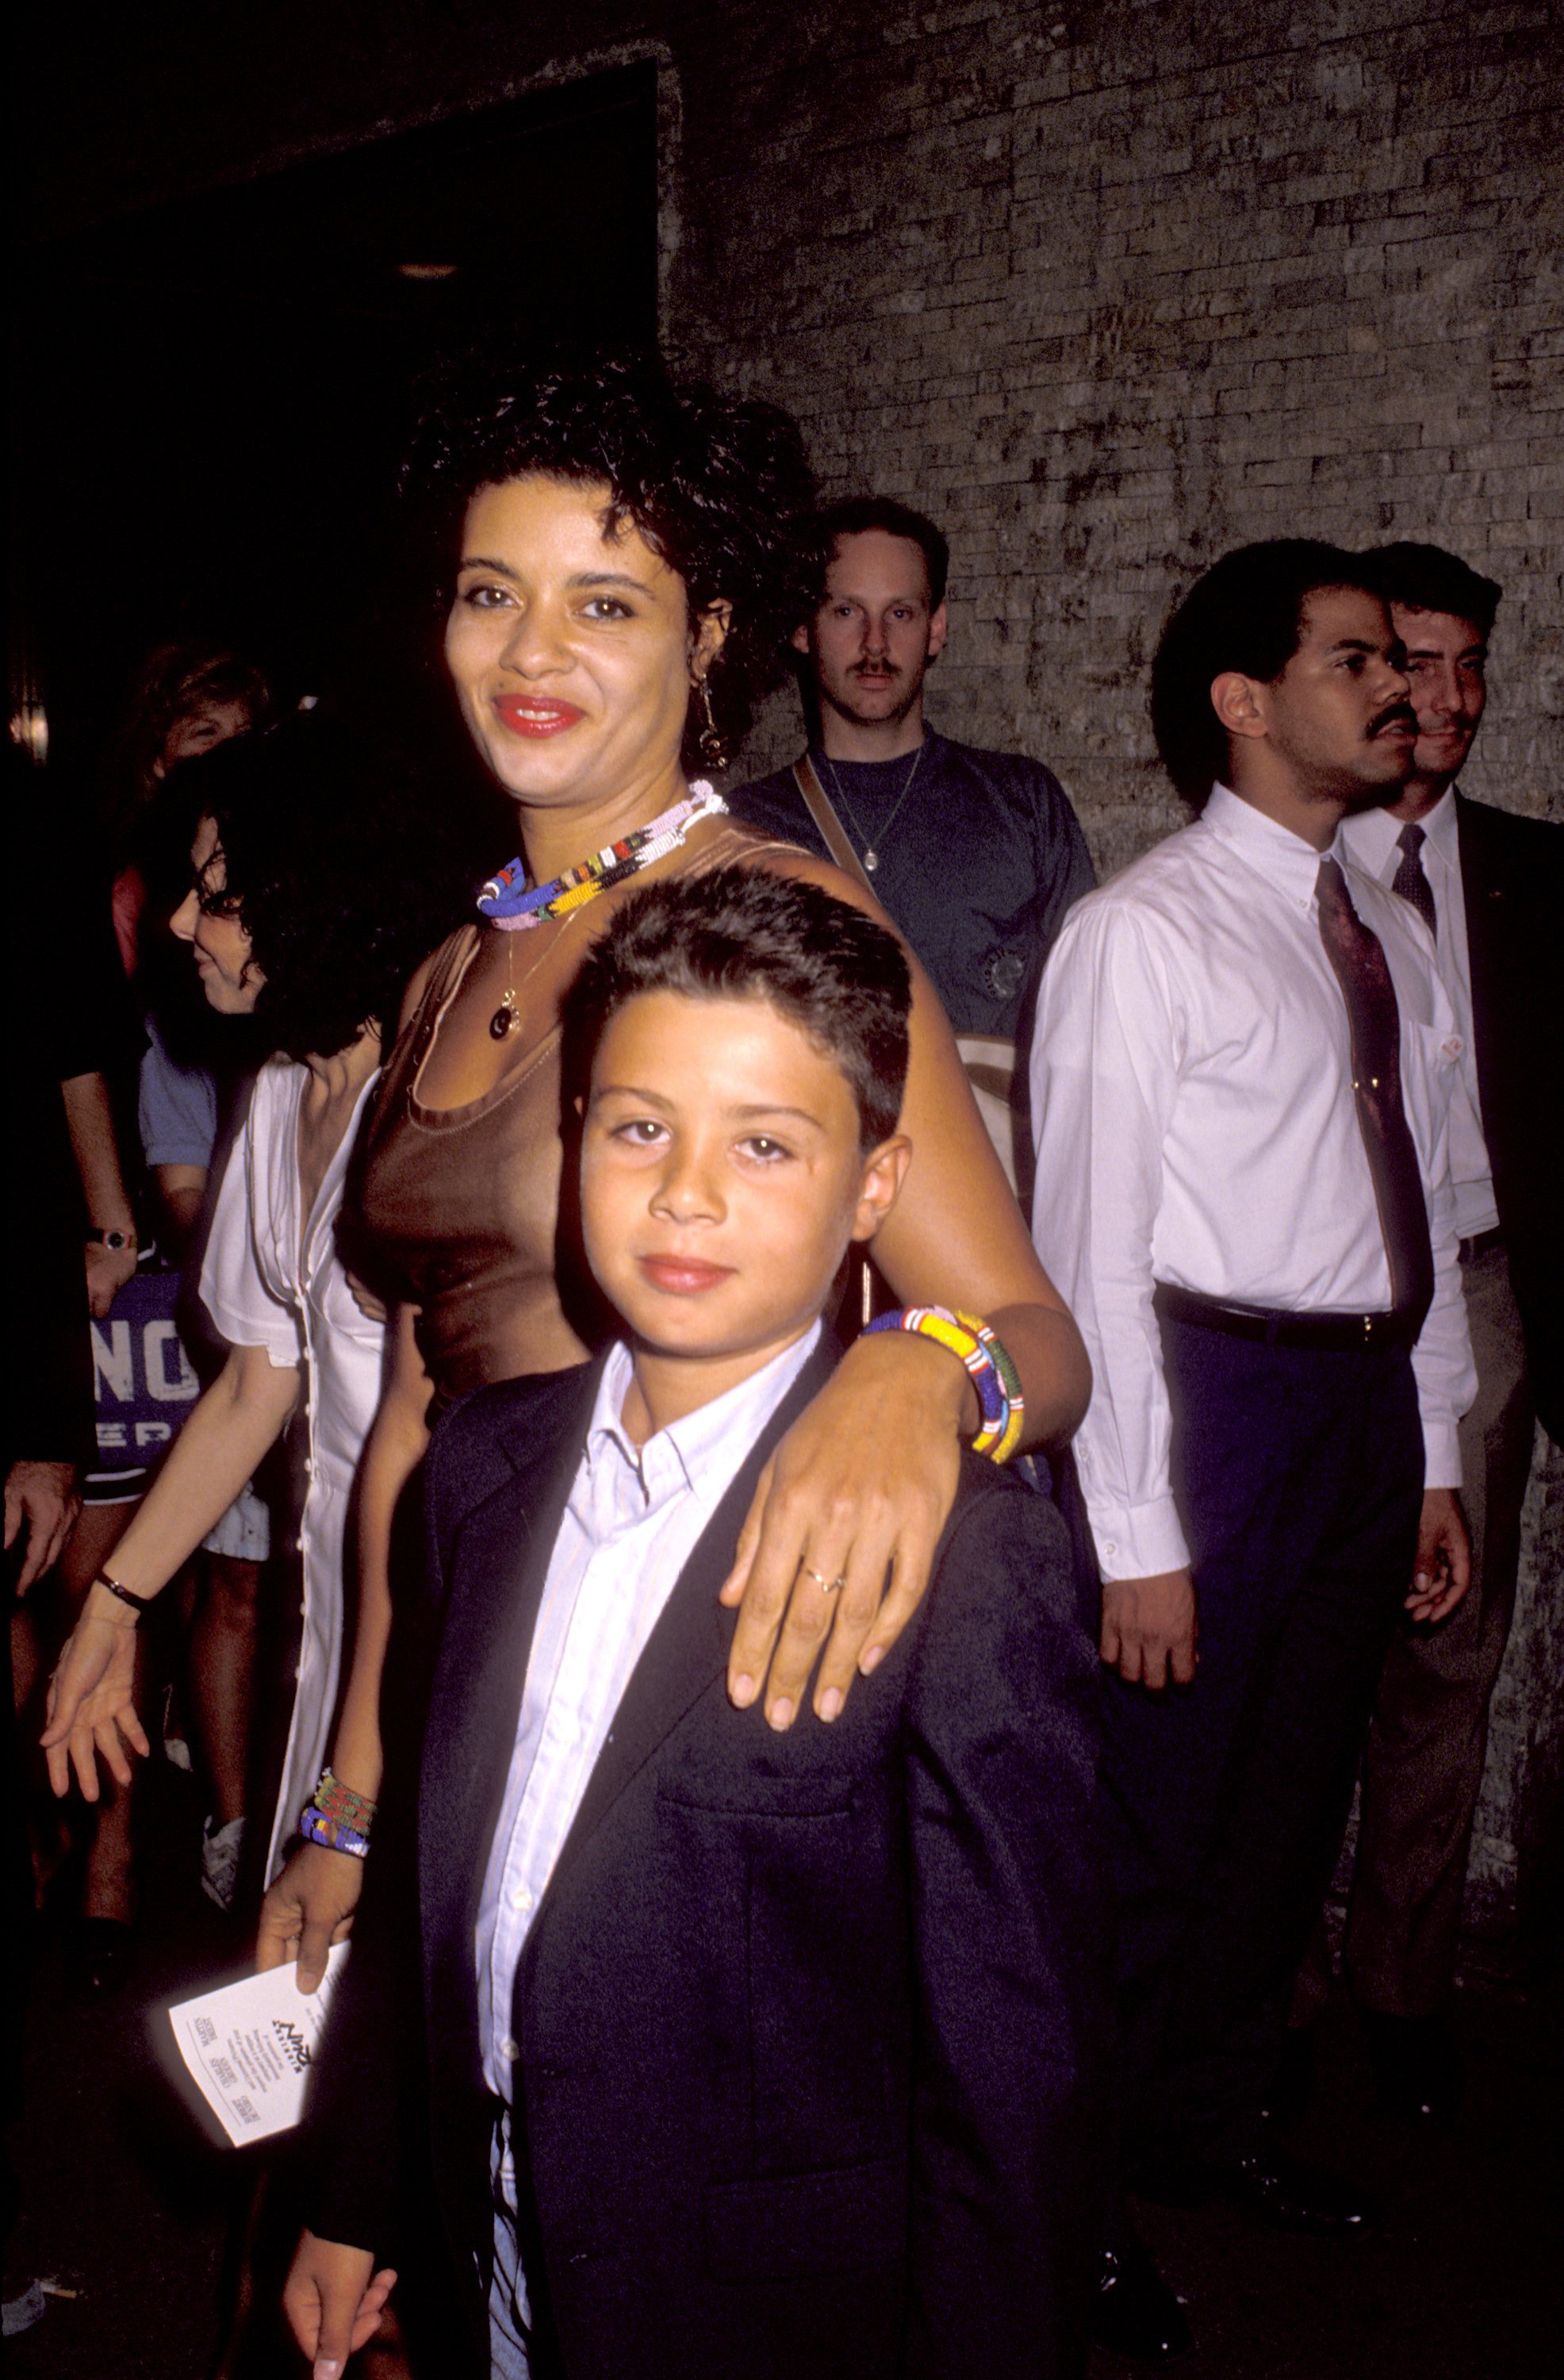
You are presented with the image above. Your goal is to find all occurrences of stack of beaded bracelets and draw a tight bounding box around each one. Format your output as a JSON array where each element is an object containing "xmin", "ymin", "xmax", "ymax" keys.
[
  {"xmin": 863, "ymin": 1305, "xmax": 1025, "ymax": 1464},
  {"xmin": 298, "ymin": 1768, "xmax": 377, "ymax": 1860}
]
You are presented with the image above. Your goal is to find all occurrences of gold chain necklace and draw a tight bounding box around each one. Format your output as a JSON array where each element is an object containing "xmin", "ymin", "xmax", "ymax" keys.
[{"xmin": 488, "ymin": 904, "xmax": 587, "ymax": 1042}]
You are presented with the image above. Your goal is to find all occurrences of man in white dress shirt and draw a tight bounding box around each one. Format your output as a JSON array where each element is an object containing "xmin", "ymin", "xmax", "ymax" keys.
[
  {"xmin": 1321, "ymin": 543, "xmax": 1562, "ymax": 2125},
  {"xmin": 1030, "ymin": 539, "xmax": 1476, "ymax": 2363}
]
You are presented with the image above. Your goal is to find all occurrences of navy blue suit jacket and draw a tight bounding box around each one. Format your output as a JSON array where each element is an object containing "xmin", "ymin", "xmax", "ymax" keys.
[
  {"xmin": 305, "ymin": 1342, "xmax": 1107, "ymax": 2378},
  {"xmin": 1455, "ymin": 792, "xmax": 1564, "ymax": 1438}
]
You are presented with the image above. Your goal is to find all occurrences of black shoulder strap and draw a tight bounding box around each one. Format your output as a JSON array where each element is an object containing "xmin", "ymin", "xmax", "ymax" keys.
[{"xmin": 792, "ymin": 755, "xmax": 873, "ymax": 893}]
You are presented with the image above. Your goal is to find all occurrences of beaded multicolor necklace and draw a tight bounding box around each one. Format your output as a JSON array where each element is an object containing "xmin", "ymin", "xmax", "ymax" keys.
[
  {"xmin": 477, "ymin": 782, "xmax": 727, "ymax": 931},
  {"xmin": 477, "ymin": 782, "xmax": 727, "ymax": 1041}
]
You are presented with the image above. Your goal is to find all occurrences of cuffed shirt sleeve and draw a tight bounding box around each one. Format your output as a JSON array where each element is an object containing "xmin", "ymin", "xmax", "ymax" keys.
[
  {"xmin": 197, "ymin": 1079, "xmax": 300, "ymax": 1367},
  {"xmin": 137, "ymin": 1019, "xmax": 218, "ymax": 1170}
]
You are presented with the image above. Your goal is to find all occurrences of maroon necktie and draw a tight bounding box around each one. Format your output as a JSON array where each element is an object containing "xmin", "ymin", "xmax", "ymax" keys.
[{"xmin": 1315, "ymin": 858, "xmax": 1434, "ymax": 1338}]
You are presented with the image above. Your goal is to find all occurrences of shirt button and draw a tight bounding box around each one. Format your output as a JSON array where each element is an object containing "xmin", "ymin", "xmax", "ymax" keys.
[
  {"xmin": 511, "ymin": 1886, "xmax": 534, "ymax": 1914},
  {"xmin": 499, "ymin": 2035, "xmax": 519, "ymax": 2062}
]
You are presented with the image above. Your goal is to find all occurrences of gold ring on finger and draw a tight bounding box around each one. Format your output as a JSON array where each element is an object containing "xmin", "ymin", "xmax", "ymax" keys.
[{"xmin": 799, "ymin": 1563, "xmax": 846, "ymax": 1595}]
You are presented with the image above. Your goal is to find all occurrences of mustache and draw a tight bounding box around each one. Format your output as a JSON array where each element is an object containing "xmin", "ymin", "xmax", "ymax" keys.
[
  {"xmin": 1367, "ymin": 701, "xmax": 1418, "ymax": 739},
  {"xmin": 851, "ymin": 658, "xmax": 901, "ymax": 677}
]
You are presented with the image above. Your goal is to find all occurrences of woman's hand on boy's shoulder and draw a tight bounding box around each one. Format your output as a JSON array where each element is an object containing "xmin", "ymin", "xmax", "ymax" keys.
[
  {"xmin": 720, "ymin": 1329, "xmax": 968, "ymax": 1731},
  {"xmin": 282, "ymin": 2229, "xmax": 397, "ymax": 2380}
]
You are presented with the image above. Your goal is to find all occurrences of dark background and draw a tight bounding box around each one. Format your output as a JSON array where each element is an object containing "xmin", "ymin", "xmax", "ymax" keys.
[{"xmin": 10, "ymin": 57, "xmax": 658, "ymax": 796}]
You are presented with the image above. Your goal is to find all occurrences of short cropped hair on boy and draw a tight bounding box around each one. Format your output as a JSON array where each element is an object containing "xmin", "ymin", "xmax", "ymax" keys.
[{"xmin": 566, "ymin": 866, "xmax": 911, "ymax": 1150}]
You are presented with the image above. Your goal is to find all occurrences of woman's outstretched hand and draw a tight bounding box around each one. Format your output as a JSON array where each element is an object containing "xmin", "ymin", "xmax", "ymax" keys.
[
  {"xmin": 256, "ymin": 1841, "xmax": 365, "ymax": 1991},
  {"xmin": 40, "ymin": 1602, "xmax": 149, "ymax": 1798},
  {"xmin": 721, "ymin": 1328, "xmax": 972, "ymax": 1730}
]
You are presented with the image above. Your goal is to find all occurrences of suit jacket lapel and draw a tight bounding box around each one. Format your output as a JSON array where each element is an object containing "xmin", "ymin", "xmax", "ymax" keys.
[
  {"xmin": 1455, "ymin": 792, "xmax": 1504, "ymax": 1096},
  {"xmin": 525, "ymin": 1340, "xmax": 838, "ymax": 1940},
  {"xmin": 420, "ymin": 1361, "xmax": 604, "ymax": 2059}
]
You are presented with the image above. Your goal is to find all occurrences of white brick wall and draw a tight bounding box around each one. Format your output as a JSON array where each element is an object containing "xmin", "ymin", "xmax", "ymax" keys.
[{"xmin": 673, "ymin": 0, "xmax": 1561, "ymax": 892}]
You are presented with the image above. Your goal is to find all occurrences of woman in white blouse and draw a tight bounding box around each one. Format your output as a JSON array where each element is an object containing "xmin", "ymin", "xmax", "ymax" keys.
[{"xmin": 43, "ymin": 716, "xmax": 459, "ymax": 1891}]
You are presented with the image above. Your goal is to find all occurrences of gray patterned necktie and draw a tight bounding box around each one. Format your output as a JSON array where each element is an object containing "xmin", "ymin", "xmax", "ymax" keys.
[{"xmin": 1391, "ymin": 821, "xmax": 1437, "ymax": 941}]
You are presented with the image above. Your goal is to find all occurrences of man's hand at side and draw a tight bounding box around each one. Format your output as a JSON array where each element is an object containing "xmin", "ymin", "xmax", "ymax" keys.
[
  {"xmin": 1405, "ymin": 1488, "xmax": 1470, "ymax": 1624},
  {"xmin": 5, "ymin": 1460, "xmax": 79, "ymax": 1593},
  {"xmin": 84, "ymin": 1235, "xmax": 138, "ymax": 1318},
  {"xmin": 1101, "ymin": 1567, "xmax": 1198, "ymax": 1688},
  {"xmin": 282, "ymin": 2230, "xmax": 396, "ymax": 2380}
]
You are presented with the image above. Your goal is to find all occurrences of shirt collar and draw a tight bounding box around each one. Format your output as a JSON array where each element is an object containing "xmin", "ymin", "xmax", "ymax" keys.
[
  {"xmin": 1417, "ymin": 782, "xmax": 1459, "ymax": 864},
  {"xmin": 812, "ymin": 727, "xmax": 941, "ymax": 775},
  {"xmin": 585, "ymin": 1322, "xmax": 824, "ymax": 1513},
  {"xmin": 1201, "ymin": 782, "xmax": 1343, "ymax": 910},
  {"xmin": 1341, "ymin": 782, "xmax": 1458, "ymax": 876}
]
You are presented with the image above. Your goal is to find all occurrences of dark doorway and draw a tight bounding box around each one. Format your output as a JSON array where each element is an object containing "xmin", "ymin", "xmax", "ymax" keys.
[{"xmin": 10, "ymin": 60, "xmax": 660, "ymax": 796}]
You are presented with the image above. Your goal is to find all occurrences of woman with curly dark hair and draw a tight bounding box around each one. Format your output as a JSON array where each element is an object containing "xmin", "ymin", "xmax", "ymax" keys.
[
  {"xmin": 50, "ymin": 346, "xmax": 1090, "ymax": 2005},
  {"xmin": 43, "ymin": 716, "xmax": 462, "ymax": 1893}
]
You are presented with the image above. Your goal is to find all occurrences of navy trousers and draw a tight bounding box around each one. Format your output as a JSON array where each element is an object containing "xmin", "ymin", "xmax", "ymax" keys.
[{"xmin": 1102, "ymin": 1313, "xmax": 1424, "ymax": 2173}]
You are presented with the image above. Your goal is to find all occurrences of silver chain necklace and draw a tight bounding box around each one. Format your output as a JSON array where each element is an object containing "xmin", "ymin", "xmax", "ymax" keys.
[{"xmin": 819, "ymin": 739, "xmax": 927, "ymax": 874}]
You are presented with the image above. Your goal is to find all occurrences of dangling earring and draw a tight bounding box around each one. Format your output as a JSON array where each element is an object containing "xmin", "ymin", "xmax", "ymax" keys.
[{"xmin": 695, "ymin": 676, "xmax": 730, "ymax": 773}]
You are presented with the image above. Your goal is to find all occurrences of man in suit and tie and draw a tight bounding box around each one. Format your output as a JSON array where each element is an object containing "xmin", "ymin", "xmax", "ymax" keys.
[
  {"xmin": 285, "ymin": 867, "xmax": 1106, "ymax": 2380},
  {"xmin": 1324, "ymin": 543, "xmax": 1564, "ymax": 2121}
]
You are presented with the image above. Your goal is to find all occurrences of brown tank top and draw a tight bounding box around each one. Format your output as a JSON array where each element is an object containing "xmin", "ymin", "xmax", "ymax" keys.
[{"xmin": 348, "ymin": 820, "xmax": 803, "ymax": 1402}]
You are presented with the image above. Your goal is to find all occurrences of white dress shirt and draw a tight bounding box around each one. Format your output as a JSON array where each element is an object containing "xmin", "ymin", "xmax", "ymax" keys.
[
  {"xmin": 475, "ymin": 1319, "xmax": 822, "ymax": 2098},
  {"xmin": 1029, "ymin": 785, "xmax": 1475, "ymax": 1582},
  {"xmin": 1341, "ymin": 786, "xmax": 1500, "ymax": 1242}
]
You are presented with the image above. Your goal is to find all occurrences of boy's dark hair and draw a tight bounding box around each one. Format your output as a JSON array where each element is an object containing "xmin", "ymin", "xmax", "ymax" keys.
[
  {"xmin": 1357, "ymin": 541, "xmax": 1502, "ymax": 640},
  {"xmin": 1150, "ymin": 539, "xmax": 1375, "ymax": 806},
  {"xmin": 186, "ymin": 712, "xmax": 469, "ymax": 1062},
  {"xmin": 402, "ymin": 344, "xmax": 818, "ymax": 772},
  {"xmin": 811, "ymin": 496, "xmax": 950, "ymax": 611},
  {"xmin": 566, "ymin": 866, "xmax": 912, "ymax": 1150}
]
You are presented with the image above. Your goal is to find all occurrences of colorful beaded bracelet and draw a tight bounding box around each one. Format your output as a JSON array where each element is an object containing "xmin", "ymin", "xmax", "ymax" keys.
[
  {"xmin": 299, "ymin": 1806, "xmax": 370, "ymax": 1860},
  {"xmin": 863, "ymin": 1305, "xmax": 1025, "ymax": 1464},
  {"xmin": 980, "ymin": 1319, "xmax": 1026, "ymax": 1464},
  {"xmin": 311, "ymin": 1768, "xmax": 378, "ymax": 1836}
]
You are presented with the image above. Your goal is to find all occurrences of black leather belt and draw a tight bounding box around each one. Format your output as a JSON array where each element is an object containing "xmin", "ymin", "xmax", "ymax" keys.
[
  {"xmin": 1152, "ymin": 1283, "xmax": 1414, "ymax": 1353},
  {"xmin": 1458, "ymin": 1226, "xmax": 1504, "ymax": 1265}
]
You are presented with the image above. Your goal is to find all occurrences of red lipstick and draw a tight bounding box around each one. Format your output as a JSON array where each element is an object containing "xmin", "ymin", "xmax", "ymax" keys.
[{"xmin": 493, "ymin": 694, "xmax": 585, "ymax": 738}]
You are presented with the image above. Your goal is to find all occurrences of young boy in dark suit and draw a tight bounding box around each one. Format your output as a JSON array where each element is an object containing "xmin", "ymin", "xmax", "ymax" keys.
[{"xmin": 286, "ymin": 867, "xmax": 1105, "ymax": 2380}]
